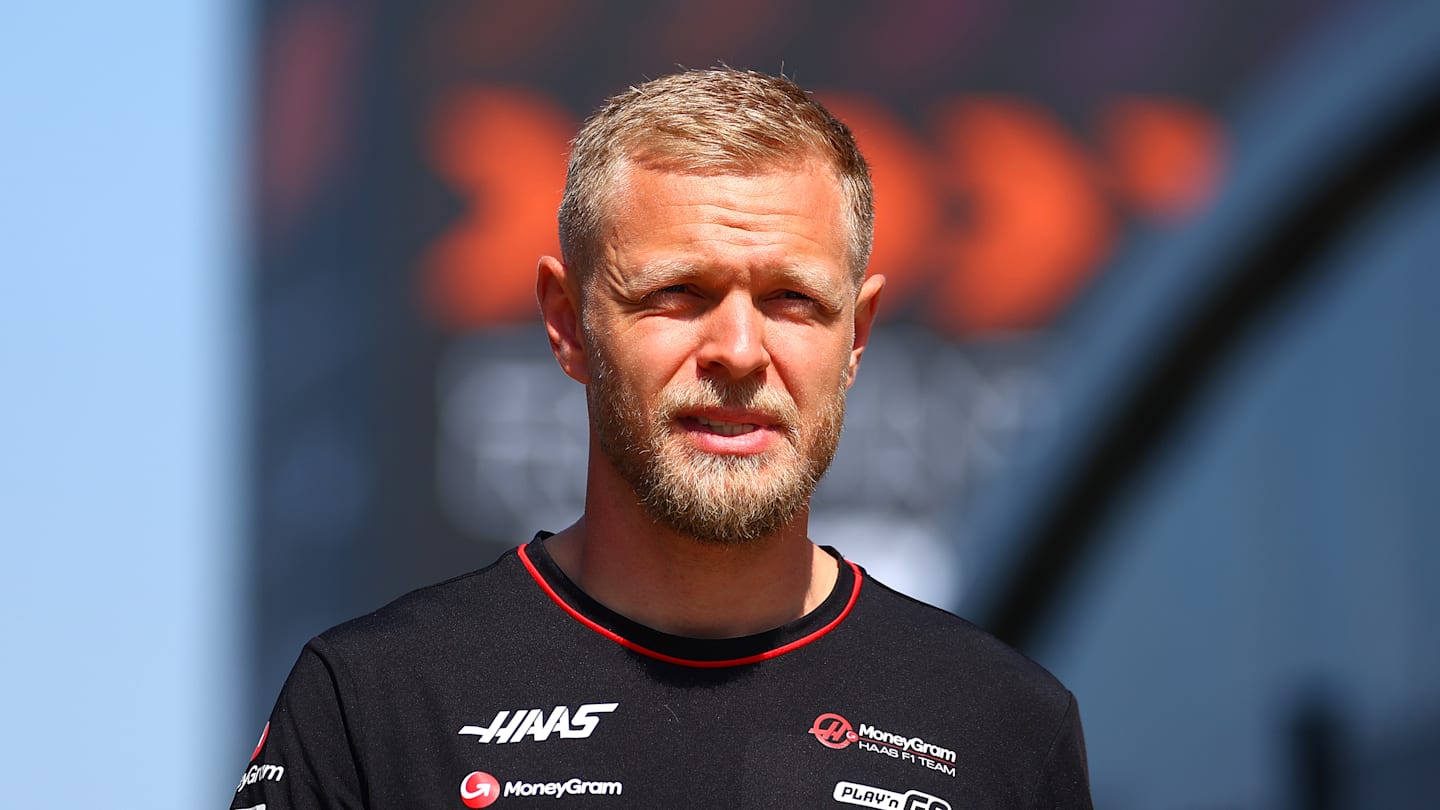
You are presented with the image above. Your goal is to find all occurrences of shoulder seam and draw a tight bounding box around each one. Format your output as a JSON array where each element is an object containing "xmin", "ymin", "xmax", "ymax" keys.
[
  {"xmin": 1026, "ymin": 689, "xmax": 1078, "ymax": 809},
  {"xmin": 297, "ymin": 637, "xmax": 370, "ymax": 804}
]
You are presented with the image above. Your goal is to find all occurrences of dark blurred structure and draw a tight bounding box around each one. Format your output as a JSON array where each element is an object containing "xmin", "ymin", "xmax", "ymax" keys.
[{"xmin": 246, "ymin": 2, "xmax": 1440, "ymax": 806}]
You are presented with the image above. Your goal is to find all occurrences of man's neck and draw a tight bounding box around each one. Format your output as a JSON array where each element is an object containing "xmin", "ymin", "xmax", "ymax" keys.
[{"xmin": 543, "ymin": 511, "xmax": 839, "ymax": 640}]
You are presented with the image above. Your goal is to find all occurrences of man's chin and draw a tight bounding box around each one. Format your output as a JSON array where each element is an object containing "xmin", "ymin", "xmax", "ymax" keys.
[
  {"xmin": 667, "ymin": 446, "xmax": 784, "ymax": 485},
  {"xmin": 650, "ymin": 504, "xmax": 795, "ymax": 547},
  {"xmin": 639, "ymin": 453, "xmax": 814, "ymax": 545}
]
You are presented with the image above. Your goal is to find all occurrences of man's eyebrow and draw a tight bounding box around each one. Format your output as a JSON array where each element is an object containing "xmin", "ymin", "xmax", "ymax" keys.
[
  {"xmin": 767, "ymin": 263, "xmax": 850, "ymax": 311},
  {"xmin": 770, "ymin": 263, "xmax": 837, "ymax": 291},
  {"xmin": 623, "ymin": 258, "xmax": 700, "ymax": 290},
  {"xmin": 621, "ymin": 258, "xmax": 848, "ymax": 309},
  {"xmin": 630, "ymin": 259, "xmax": 836, "ymax": 288}
]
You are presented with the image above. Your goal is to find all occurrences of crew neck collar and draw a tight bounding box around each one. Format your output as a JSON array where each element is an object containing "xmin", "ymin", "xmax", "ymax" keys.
[{"xmin": 518, "ymin": 533, "xmax": 862, "ymax": 668}]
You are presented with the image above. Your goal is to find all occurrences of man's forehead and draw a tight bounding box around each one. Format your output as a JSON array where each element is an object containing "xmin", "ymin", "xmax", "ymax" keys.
[
  {"xmin": 575, "ymin": 155, "xmax": 858, "ymax": 293},
  {"xmin": 611, "ymin": 151, "xmax": 841, "ymax": 192},
  {"xmin": 618, "ymin": 137, "xmax": 836, "ymax": 176},
  {"xmin": 605, "ymin": 170, "xmax": 847, "ymax": 261},
  {"xmin": 602, "ymin": 160, "xmax": 848, "ymax": 234}
]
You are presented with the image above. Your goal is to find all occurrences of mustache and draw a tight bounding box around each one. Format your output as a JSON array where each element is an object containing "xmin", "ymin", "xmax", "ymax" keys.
[{"xmin": 654, "ymin": 378, "xmax": 801, "ymax": 434}]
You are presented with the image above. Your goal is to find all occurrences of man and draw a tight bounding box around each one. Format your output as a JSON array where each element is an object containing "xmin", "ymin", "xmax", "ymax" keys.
[{"xmin": 233, "ymin": 68, "xmax": 1092, "ymax": 809}]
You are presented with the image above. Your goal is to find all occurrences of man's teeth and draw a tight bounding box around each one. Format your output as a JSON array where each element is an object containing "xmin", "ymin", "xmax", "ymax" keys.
[{"xmin": 695, "ymin": 416, "xmax": 759, "ymax": 436}]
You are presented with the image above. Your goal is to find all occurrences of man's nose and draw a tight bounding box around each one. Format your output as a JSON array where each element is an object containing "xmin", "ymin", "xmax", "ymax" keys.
[{"xmin": 695, "ymin": 293, "xmax": 771, "ymax": 379}]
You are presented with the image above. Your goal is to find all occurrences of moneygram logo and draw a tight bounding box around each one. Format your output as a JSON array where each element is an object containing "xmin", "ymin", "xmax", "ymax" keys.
[
  {"xmin": 503, "ymin": 778, "xmax": 623, "ymax": 799},
  {"xmin": 236, "ymin": 763, "xmax": 285, "ymax": 793},
  {"xmin": 809, "ymin": 712, "xmax": 958, "ymax": 777},
  {"xmin": 833, "ymin": 780, "xmax": 952, "ymax": 810},
  {"xmin": 810, "ymin": 713, "xmax": 859, "ymax": 749},
  {"xmin": 459, "ymin": 771, "xmax": 623, "ymax": 805},
  {"xmin": 460, "ymin": 771, "xmax": 501, "ymax": 808},
  {"xmin": 235, "ymin": 722, "xmax": 281, "ymax": 797},
  {"xmin": 459, "ymin": 702, "xmax": 618, "ymax": 744}
]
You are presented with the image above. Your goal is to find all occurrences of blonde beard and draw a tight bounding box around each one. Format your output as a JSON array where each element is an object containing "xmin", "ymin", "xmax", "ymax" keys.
[{"xmin": 586, "ymin": 348, "xmax": 846, "ymax": 545}]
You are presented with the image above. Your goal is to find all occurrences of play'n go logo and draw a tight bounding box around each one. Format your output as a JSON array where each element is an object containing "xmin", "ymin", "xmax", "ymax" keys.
[{"xmin": 834, "ymin": 780, "xmax": 951, "ymax": 810}]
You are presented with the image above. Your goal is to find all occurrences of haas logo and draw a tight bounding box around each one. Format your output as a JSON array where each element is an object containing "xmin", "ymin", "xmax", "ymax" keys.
[
  {"xmin": 459, "ymin": 702, "xmax": 618, "ymax": 744},
  {"xmin": 810, "ymin": 713, "xmax": 859, "ymax": 749}
]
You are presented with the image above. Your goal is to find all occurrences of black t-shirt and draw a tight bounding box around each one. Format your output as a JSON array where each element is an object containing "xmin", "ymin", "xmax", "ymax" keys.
[{"xmin": 232, "ymin": 537, "xmax": 1091, "ymax": 809}]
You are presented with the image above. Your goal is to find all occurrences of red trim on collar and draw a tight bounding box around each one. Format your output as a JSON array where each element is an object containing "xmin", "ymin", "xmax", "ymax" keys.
[{"xmin": 517, "ymin": 543, "xmax": 862, "ymax": 669}]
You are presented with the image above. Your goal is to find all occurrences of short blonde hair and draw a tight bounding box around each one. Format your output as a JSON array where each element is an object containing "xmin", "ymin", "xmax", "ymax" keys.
[{"xmin": 558, "ymin": 67, "xmax": 874, "ymax": 286}]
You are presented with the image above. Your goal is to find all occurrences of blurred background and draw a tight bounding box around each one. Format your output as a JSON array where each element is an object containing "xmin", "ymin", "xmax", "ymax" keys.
[{"xmin": 3, "ymin": 1, "xmax": 1437, "ymax": 807}]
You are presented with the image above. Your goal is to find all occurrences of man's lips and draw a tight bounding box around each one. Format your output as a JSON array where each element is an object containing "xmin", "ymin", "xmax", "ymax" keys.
[
  {"xmin": 675, "ymin": 409, "xmax": 785, "ymax": 452},
  {"xmin": 692, "ymin": 415, "xmax": 760, "ymax": 436},
  {"xmin": 678, "ymin": 408, "xmax": 782, "ymax": 432}
]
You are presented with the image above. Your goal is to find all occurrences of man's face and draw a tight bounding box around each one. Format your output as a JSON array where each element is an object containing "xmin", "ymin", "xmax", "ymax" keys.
[{"xmin": 578, "ymin": 160, "xmax": 882, "ymax": 544}]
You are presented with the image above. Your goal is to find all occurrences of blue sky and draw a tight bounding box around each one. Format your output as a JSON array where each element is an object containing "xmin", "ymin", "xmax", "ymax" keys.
[{"xmin": 1, "ymin": 2, "xmax": 243, "ymax": 805}]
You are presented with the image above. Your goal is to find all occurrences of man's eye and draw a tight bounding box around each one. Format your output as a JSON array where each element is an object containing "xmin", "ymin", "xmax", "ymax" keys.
[
  {"xmin": 779, "ymin": 290, "xmax": 814, "ymax": 302},
  {"xmin": 643, "ymin": 285, "xmax": 691, "ymax": 300}
]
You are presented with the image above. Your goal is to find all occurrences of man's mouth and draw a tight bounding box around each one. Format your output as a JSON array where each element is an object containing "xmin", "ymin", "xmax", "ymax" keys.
[{"xmin": 694, "ymin": 416, "xmax": 761, "ymax": 436}]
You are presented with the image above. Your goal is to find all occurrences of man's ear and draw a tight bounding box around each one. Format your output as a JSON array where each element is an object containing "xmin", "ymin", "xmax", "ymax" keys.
[
  {"xmin": 537, "ymin": 255, "xmax": 591, "ymax": 384},
  {"xmin": 846, "ymin": 274, "xmax": 885, "ymax": 388}
]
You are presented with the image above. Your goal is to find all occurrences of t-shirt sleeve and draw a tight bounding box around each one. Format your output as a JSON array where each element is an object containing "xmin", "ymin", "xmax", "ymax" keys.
[
  {"xmin": 1030, "ymin": 691, "xmax": 1094, "ymax": 809},
  {"xmin": 230, "ymin": 642, "xmax": 366, "ymax": 810}
]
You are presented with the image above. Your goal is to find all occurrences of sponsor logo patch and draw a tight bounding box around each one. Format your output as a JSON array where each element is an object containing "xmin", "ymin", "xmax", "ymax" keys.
[
  {"xmin": 250, "ymin": 722, "xmax": 270, "ymax": 762},
  {"xmin": 810, "ymin": 713, "xmax": 859, "ymax": 749},
  {"xmin": 460, "ymin": 771, "xmax": 501, "ymax": 808},
  {"xmin": 809, "ymin": 712, "xmax": 958, "ymax": 777},
  {"xmin": 459, "ymin": 771, "xmax": 624, "ymax": 805},
  {"xmin": 459, "ymin": 702, "xmax": 618, "ymax": 744},
  {"xmin": 833, "ymin": 780, "xmax": 952, "ymax": 809},
  {"xmin": 236, "ymin": 762, "xmax": 285, "ymax": 793},
  {"xmin": 502, "ymin": 777, "xmax": 624, "ymax": 799}
]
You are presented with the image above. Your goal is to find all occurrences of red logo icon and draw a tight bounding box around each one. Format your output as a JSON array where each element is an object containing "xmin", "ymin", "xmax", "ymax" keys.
[
  {"xmin": 250, "ymin": 722, "xmax": 270, "ymax": 762},
  {"xmin": 810, "ymin": 713, "xmax": 858, "ymax": 749},
  {"xmin": 460, "ymin": 771, "xmax": 501, "ymax": 808}
]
